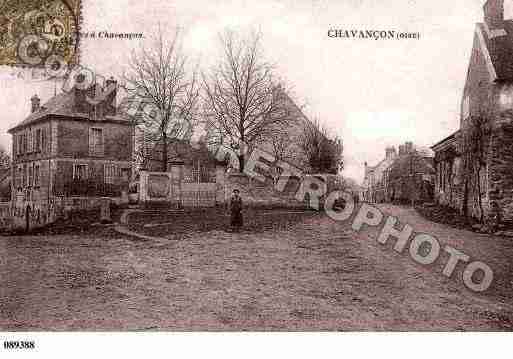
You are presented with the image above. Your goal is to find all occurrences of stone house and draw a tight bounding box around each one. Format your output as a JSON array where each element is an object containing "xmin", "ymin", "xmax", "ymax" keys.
[
  {"xmin": 431, "ymin": 131, "xmax": 464, "ymax": 211},
  {"xmin": 386, "ymin": 144, "xmax": 435, "ymax": 204},
  {"xmin": 432, "ymin": 0, "xmax": 513, "ymax": 224},
  {"xmin": 362, "ymin": 146, "xmax": 397, "ymax": 203},
  {"xmin": 8, "ymin": 77, "xmax": 135, "ymax": 229}
]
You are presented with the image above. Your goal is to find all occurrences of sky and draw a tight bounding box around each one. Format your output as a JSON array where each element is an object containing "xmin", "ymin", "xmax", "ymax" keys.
[{"xmin": 0, "ymin": 0, "xmax": 488, "ymax": 183}]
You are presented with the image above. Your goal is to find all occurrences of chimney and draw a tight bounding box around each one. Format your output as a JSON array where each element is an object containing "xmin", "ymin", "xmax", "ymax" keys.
[
  {"xmin": 385, "ymin": 146, "xmax": 397, "ymax": 160},
  {"xmin": 405, "ymin": 141, "xmax": 414, "ymax": 154},
  {"xmin": 73, "ymin": 73, "xmax": 96, "ymax": 114},
  {"xmin": 30, "ymin": 94, "xmax": 40, "ymax": 113},
  {"xmin": 484, "ymin": 0, "xmax": 505, "ymax": 29}
]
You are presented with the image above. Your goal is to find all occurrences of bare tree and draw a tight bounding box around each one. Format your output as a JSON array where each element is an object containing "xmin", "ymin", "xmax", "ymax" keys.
[
  {"xmin": 123, "ymin": 27, "xmax": 200, "ymax": 172},
  {"xmin": 268, "ymin": 127, "xmax": 292, "ymax": 183},
  {"xmin": 299, "ymin": 118, "xmax": 343, "ymax": 174},
  {"xmin": 202, "ymin": 30, "xmax": 295, "ymax": 172}
]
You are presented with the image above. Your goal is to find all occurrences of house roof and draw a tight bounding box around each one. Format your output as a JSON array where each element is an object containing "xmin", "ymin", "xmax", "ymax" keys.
[
  {"xmin": 478, "ymin": 20, "xmax": 513, "ymax": 80},
  {"xmin": 147, "ymin": 139, "xmax": 222, "ymax": 169},
  {"xmin": 389, "ymin": 152, "xmax": 435, "ymax": 177},
  {"xmin": 431, "ymin": 130, "xmax": 460, "ymax": 151},
  {"xmin": 8, "ymin": 91, "xmax": 133, "ymax": 133}
]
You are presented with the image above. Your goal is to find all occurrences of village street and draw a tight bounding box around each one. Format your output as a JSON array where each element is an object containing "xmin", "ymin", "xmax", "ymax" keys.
[{"xmin": 1, "ymin": 205, "xmax": 513, "ymax": 331}]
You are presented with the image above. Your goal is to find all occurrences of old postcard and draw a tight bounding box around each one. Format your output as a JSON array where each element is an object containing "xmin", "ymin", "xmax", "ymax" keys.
[{"xmin": 0, "ymin": 0, "xmax": 512, "ymax": 356}]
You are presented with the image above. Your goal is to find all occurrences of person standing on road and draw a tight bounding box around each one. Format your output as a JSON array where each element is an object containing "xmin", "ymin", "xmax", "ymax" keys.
[{"xmin": 230, "ymin": 189, "xmax": 243, "ymax": 232}]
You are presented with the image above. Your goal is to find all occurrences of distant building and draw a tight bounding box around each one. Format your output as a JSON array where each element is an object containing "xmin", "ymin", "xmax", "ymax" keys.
[
  {"xmin": 387, "ymin": 144, "xmax": 435, "ymax": 204},
  {"xmin": 431, "ymin": 131, "xmax": 462, "ymax": 210},
  {"xmin": 8, "ymin": 76, "xmax": 135, "ymax": 229},
  {"xmin": 362, "ymin": 146, "xmax": 397, "ymax": 203},
  {"xmin": 362, "ymin": 142, "xmax": 435, "ymax": 204},
  {"xmin": 432, "ymin": 0, "xmax": 513, "ymax": 224},
  {"xmin": 144, "ymin": 139, "xmax": 219, "ymax": 183}
]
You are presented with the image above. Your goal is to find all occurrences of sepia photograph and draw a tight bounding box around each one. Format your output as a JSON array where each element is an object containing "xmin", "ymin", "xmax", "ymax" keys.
[{"xmin": 0, "ymin": 0, "xmax": 512, "ymax": 357}]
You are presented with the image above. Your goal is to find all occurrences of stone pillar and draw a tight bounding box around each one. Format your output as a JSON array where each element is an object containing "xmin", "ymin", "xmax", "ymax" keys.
[
  {"xmin": 169, "ymin": 161, "xmax": 184, "ymax": 206},
  {"xmin": 216, "ymin": 165, "xmax": 226, "ymax": 204},
  {"xmin": 100, "ymin": 197, "xmax": 112, "ymax": 224},
  {"xmin": 120, "ymin": 190, "xmax": 129, "ymax": 205},
  {"xmin": 139, "ymin": 171, "xmax": 148, "ymax": 203}
]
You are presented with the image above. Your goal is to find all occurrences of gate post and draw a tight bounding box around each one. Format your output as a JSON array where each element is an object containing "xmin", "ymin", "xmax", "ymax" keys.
[
  {"xmin": 216, "ymin": 164, "xmax": 226, "ymax": 205},
  {"xmin": 169, "ymin": 161, "xmax": 184, "ymax": 207}
]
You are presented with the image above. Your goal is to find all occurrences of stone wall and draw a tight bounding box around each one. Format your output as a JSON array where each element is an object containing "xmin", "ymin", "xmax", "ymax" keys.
[
  {"xmin": 222, "ymin": 172, "xmax": 306, "ymax": 208},
  {"xmin": 488, "ymin": 118, "xmax": 513, "ymax": 223},
  {"xmin": 139, "ymin": 165, "xmax": 220, "ymax": 207}
]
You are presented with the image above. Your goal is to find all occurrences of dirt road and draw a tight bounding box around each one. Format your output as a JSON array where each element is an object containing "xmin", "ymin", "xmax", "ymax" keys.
[{"xmin": 1, "ymin": 206, "xmax": 512, "ymax": 330}]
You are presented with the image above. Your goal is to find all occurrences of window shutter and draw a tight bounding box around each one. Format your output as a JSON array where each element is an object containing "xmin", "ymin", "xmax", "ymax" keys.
[
  {"xmin": 28, "ymin": 130, "xmax": 32, "ymax": 153},
  {"xmin": 41, "ymin": 129, "xmax": 45, "ymax": 153},
  {"xmin": 89, "ymin": 128, "xmax": 93, "ymax": 155}
]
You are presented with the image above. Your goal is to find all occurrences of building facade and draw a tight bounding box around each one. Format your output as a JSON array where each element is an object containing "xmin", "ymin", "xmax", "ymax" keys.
[
  {"xmin": 432, "ymin": 0, "xmax": 513, "ymax": 224},
  {"xmin": 8, "ymin": 77, "xmax": 135, "ymax": 229},
  {"xmin": 362, "ymin": 146, "xmax": 397, "ymax": 203},
  {"xmin": 387, "ymin": 144, "xmax": 435, "ymax": 204},
  {"xmin": 362, "ymin": 142, "xmax": 434, "ymax": 204}
]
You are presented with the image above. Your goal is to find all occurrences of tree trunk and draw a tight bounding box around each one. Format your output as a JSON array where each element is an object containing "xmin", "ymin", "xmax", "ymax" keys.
[
  {"xmin": 162, "ymin": 132, "xmax": 168, "ymax": 172},
  {"xmin": 462, "ymin": 177, "xmax": 469, "ymax": 219},
  {"xmin": 238, "ymin": 154, "xmax": 245, "ymax": 173},
  {"xmin": 476, "ymin": 165, "xmax": 484, "ymax": 223}
]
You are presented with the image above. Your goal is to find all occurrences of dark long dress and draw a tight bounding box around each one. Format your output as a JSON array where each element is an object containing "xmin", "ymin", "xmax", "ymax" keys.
[{"xmin": 230, "ymin": 196, "xmax": 243, "ymax": 229}]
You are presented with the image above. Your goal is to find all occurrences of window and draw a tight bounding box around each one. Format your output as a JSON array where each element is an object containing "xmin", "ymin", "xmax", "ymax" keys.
[
  {"xmin": 23, "ymin": 164, "xmax": 27, "ymax": 187},
  {"xmin": 41, "ymin": 128, "xmax": 47, "ymax": 153},
  {"xmin": 89, "ymin": 128, "xmax": 104, "ymax": 157},
  {"xmin": 28, "ymin": 129, "xmax": 33, "ymax": 153},
  {"xmin": 32, "ymin": 129, "xmax": 36, "ymax": 153},
  {"xmin": 104, "ymin": 164, "xmax": 117, "ymax": 184},
  {"xmin": 453, "ymin": 158, "xmax": 462, "ymax": 186},
  {"xmin": 17, "ymin": 133, "xmax": 24, "ymax": 155},
  {"xmin": 35, "ymin": 129, "xmax": 42, "ymax": 153},
  {"xmin": 18, "ymin": 134, "xmax": 24, "ymax": 155},
  {"xmin": 28, "ymin": 163, "xmax": 33, "ymax": 187},
  {"xmin": 34, "ymin": 163, "xmax": 41, "ymax": 187},
  {"xmin": 73, "ymin": 164, "xmax": 88, "ymax": 180},
  {"xmin": 16, "ymin": 166, "xmax": 23, "ymax": 189}
]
